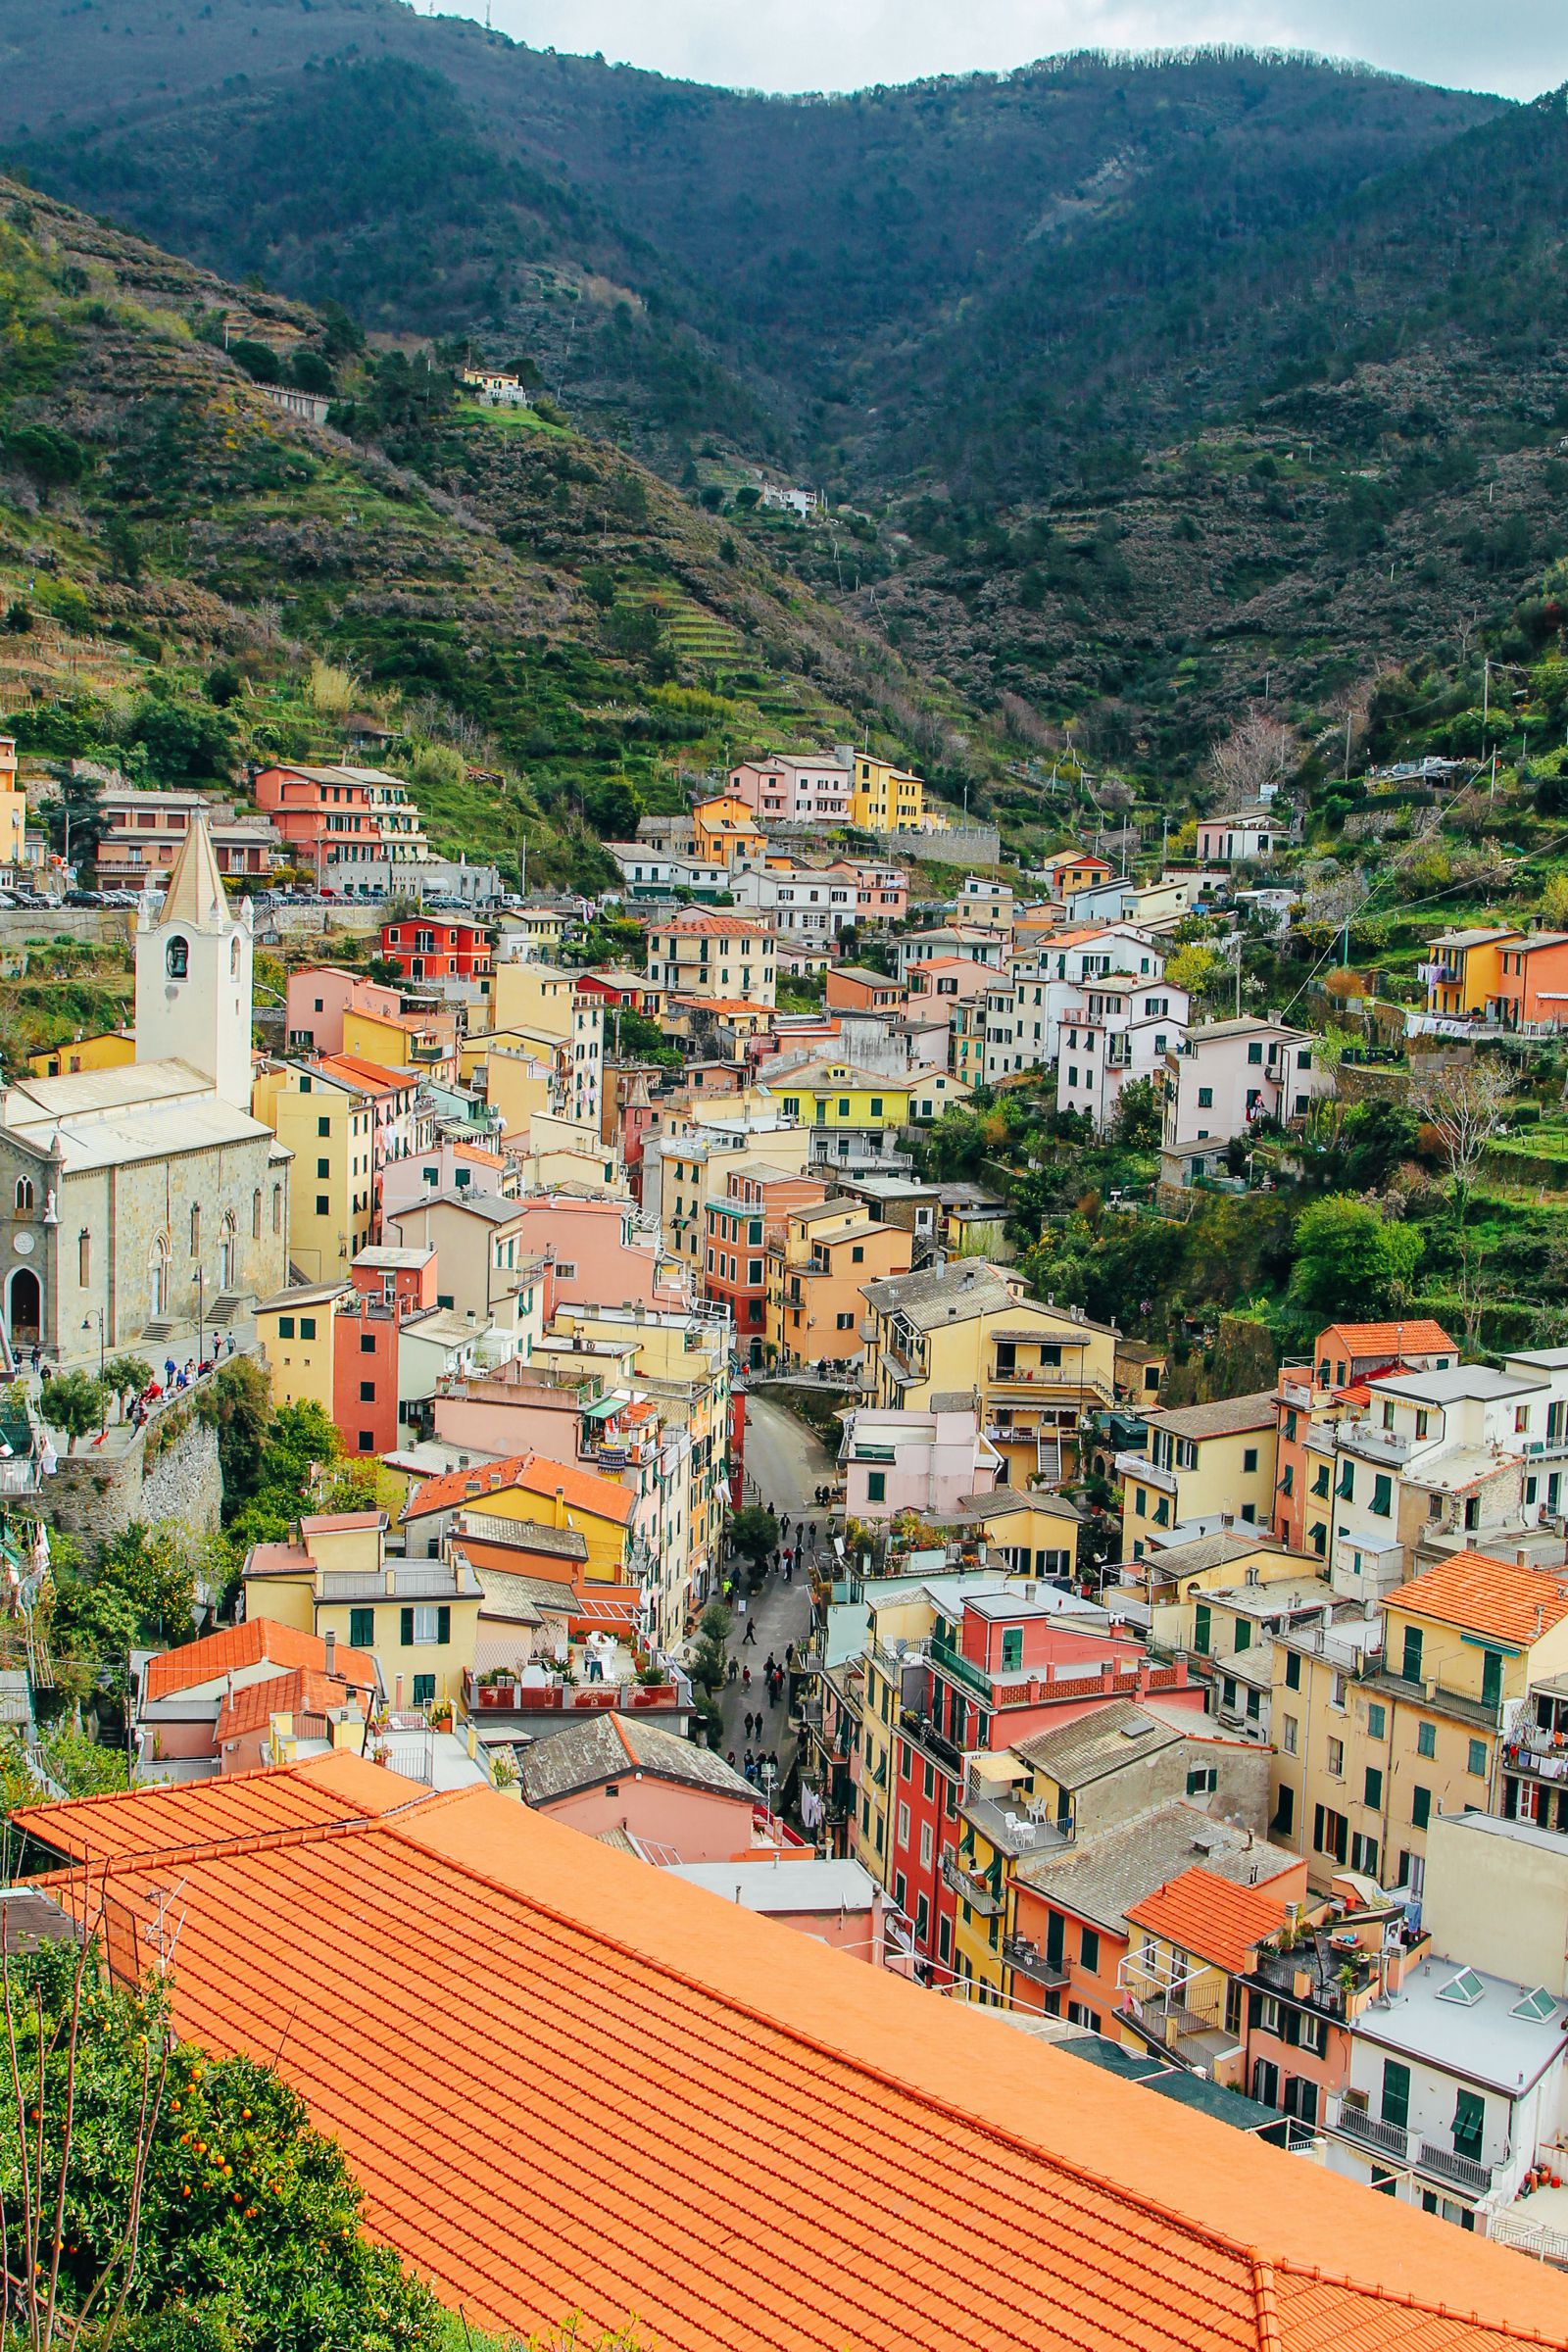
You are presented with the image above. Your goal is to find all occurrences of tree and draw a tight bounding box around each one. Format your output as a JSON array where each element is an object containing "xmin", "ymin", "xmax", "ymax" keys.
[
  {"xmin": 1542, "ymin": 873, "xmax": 1568, "ymax": 930},
  {"xmin": 688, "ymin": 1599, "xmax": 731, "ymax": 1698},
  {"xmin": 1108, "ymin": 1075, "xmax": 1160, "ymax": 1148},
  {"xmin": 129, "ymin": 697, "xmax": 237, "ymax": 784},
  {"xmin": 1288, "ymin": 1197, "xmax": 1424, "ymax": 1321},
  {"xmin": 1164, "ymin": 942, "xmax": 1228, "ymax": 1005},
  {"xmin": 205, "ymin": 1354, "xmax": 271, "ymax": 1515},
  {"xmin": 583, "ymin": 775, "xmax": 644, "ymax": 839},
  {"xmin": 2, "ymin": 422, "xmax": 87, "ymax": 504},
  {"xmin": 0, "ymin": 1942, "xmax": 443, "ymax": 2351},
  {"xmin": 42, "ymin": 1371, "xmax": 105, "ymax": 1454},
  {"xmin": 102, "ymin": 1355, "xmax": 153, "ymax": 1420},
  {"xmin": 727, "ymin": 1505, "xmax": 778, "ymax": 1574},
  {"xmin": 1204, "ymin": 708, "xmax": 1298, "ymax": 810},
  {"xmin": 1411, "ymin": 1056, "xmax": 1513, "ymax": 1348}
]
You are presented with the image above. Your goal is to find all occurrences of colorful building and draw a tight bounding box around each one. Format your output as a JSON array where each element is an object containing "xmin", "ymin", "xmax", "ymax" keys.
[
  {"xmin": 1423, "ymin": 926, "xmax": 1519, "ymax": 1021},
  {"xmin": 766, "ymin": 1198, "xmax": 911, "ymax": 1366},
  {"xmin": 379, "ymin": 915, "xmax": 494, "ymax": 987},
  {"xmin": 645, "ymin": 909, "xmax": 776, "ymax": 1007},
  {"xmin": 1117, "ymin": 1391, "xmax": 1280, "ymax": 1559}
]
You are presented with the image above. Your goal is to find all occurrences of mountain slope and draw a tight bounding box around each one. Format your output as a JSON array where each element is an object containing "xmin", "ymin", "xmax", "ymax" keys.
[{"xmin": 0, "ymin": 178, "xmax": 979, "ymax": 885}]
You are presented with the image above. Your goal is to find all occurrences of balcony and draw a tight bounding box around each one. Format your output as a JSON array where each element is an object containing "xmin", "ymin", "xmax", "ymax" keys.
[
  {"xmin": 1339, "ymin": 1421, "xmax": 1413, "ymax": 1467},
  {"xmin": 1004, "ymin": 1934, "xmax": 1068, "ymax": 1991},
  {"xmin": 900, "ymin": 1706, "xmax": 963, "ymax": 1776},
  {"xmin": 1113, "ymin": 1448, "xmax": 1176, "ymax": 1494},
  {"xmin": 1418, "ymin": 2142, "xmax": 1494, "ymax": 2196},
  {"xmin": 929, "ymin": 1631, "xmax": 992, "ymax": 1700},
  {"xmin": 1333, "ymin": 2103, "xmax": 1408, "ymax": 2163},
  {"xmin": 941, "ymin": 1848, "xmax": 1004, "ymax": 1915}
]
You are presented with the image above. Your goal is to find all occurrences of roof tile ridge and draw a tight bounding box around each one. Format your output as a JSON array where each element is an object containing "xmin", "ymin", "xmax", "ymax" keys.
[
  {"xmin": 1250, "ymin": 2253, "xmax": 1281, "ymax": 2352},
  {"xmin": 610, "ymin": 1713, "xmax": 638, "ymax": 1766},
  {"xmin": 71, "ymin": 1800, "xmax": 435, "ymax": 1878},
  {"xmin": 1269, "ymin": 2258, "xmax": 1558, "ymax": 2342}
]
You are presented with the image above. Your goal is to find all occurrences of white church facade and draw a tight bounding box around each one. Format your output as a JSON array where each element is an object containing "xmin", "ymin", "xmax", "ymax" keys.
[{"xmin": 0, "ymin": 817, "xmax": 290, "ymax": 1366}]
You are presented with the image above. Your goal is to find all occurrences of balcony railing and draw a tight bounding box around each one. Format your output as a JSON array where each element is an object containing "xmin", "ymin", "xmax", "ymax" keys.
[
  {"xmin": 1418, "ymin": 2142, "xmax": 1494, "ymax": 2195},
  {"xmin": 1003, "ymin": 1934, "xmax": 1067, "ymax": 1990},
  {"xmin": 900, "ymin": 1706, "xmax": 963, "ymax": 1776},
  {"xmin": 941, "ymin": 1849, "xmax": 1004, "ymax": 1916},
  {"xmin": 1339, "ymin": 1421, "xmax": 1413, "ymax": 1467},
  {"xmin": 1334, "ymin": 2104, "xmax": 1408, "ymax": 2162},
  {"xmin": 929, "ymin": 1632, "xmax": 992, "ymax": 1700}
]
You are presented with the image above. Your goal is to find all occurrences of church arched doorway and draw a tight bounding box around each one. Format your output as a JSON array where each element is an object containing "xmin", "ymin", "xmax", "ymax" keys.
[{"xmin": 8, "ymin": 1268, "xmax": 40, "ymax": 1351}]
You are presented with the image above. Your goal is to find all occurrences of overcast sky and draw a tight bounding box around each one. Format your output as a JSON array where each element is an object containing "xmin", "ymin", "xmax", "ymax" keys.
[{"xmin": 461, "ymin": 1, "xmax": 1568, "ymax": 102}]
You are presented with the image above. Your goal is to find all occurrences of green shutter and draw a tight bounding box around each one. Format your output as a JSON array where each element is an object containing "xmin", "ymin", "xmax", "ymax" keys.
[
  {"xmin": 401, "ymin": 1606, "xmax": 414, "ymax": 1646},
  {"xmin": 1381, "ymin": 2060, "xmax": 1410, "ymax": 2131},
  {"xmin": 437, "ymin": 1605, "xmax": 451, "ymax": 1645}
]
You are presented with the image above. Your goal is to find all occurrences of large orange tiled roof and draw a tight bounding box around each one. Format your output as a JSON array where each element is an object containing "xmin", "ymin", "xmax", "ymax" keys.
[
  {"xmin": 8, "ymin": 1752, "xmax": 407, "ymax": 1866},
  {"xmin": 1392, "ymin": 1551, "xmax": 1568, "ymax": 1647},
  {"xmin": 401, "ymin": 1454, "xmax": 532, "ymax": 1520},
  {"xmin": 27, "ymin": 1768, "xmax": 1568, "ymax": 2352},
  {"xmin": 1124, "ymin": 1867, "xmax": 1290, "ymax": 1977},
  {"xmin": 142, "ymin": 1620, "xmax": 376, "ymax": 1703}
]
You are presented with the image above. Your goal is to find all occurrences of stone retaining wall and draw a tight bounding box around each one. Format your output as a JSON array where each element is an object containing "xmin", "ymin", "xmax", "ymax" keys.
[{"xmin": 39, "ymin": 1414, "xmax": 222, "ymax": 1548}]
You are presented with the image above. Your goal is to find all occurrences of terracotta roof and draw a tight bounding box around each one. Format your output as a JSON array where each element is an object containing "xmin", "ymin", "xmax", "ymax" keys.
[
  {"xmin": 8, "ymin": 1752, "xmax": 406, "ymax": 1865},
  {"xmin": 1319, "ymin": 1320, "xmax": 1457, "ymax": 1357},
  {"xmin": 217, "ymin": 1667, "xmax": 363, "ymax": 1744},
  {"xmin": 1124, "ymin": 1867, "xmax": 1291, "ymax": 1976},
  {"xmin": 1392, "ymin": 1550, "xmax": 1568, "ymax": 1647},
  {"xmin": 141, "ymin": 1621, "xmax": 376, "ymax": 1703},
  {"xmin": 318, "ymin": 1052, "xmax": 416, "ymax": 1094},
  {"xmin": 403, "ymin": 1451, "xmax": 636, "ymax": 1529},
  {"xmin": 32, "ymin": 1772, "xmax": 1565, "ymax": 2351},
  {"xmin": 654, "ymin": 909, "xmax": 769, "ymax": 937}
]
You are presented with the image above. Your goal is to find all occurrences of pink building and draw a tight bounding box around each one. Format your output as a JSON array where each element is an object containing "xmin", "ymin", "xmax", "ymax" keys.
[
  {"xmin": 508, "ymin": 1193, "xmax": 687, "ymax": 1311},
  {"xmin": 726, "ymin": 756, "xmax": 852, "ymax": 827},
  {"xmin": 515, "ymin": 1713, "xmax": 789, "ymax": 1862},
  {"xmin": 285, "ymin": 967, "xmax": 403, "ymax": 1057},
  {"xmin": 382, "ymin": 1137, "xmax": 514, "ymax": 1218},
  {"xmin": 906, "ymin": 956, "xmax": 994, "ymax": 1009},
  {"xmin": 841, "ymin": 1403, "xmax": 1003, "ymax": 1525},
  {"xmin": 431, "ymin": 1371, "xmax": 591, "ymax": 1471}
]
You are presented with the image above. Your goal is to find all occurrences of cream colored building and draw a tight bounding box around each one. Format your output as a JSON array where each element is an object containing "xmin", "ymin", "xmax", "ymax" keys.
[
  {"xmin": 242, "ymin": 1509, "xmax": 481, "ymax": 1707},
  {"xmin": 645, "ymin": 910, "xmax": 776, "ymax": 1007},
  {"xmin": 488, "ymin": 961, "xmax": 603, "ymax": 1128}
]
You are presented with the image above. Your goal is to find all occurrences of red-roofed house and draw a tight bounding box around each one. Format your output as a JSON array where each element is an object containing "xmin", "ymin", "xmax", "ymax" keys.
[
  {"xmin": 646, "ymin": 908, "xmax": 775, "ymax": 1006},
  {"xmin": 135, "ymin": 1622, "xmax": 379, "ymax": 1775},
  {"xmin": 402, "ymin": 1451, "xmax": 635, "ymax": 1583}
]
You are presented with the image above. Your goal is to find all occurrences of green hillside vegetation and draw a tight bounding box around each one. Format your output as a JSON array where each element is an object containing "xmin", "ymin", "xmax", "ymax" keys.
[{"xmin": 0, "ymin": 180, "xmax": 984, "ymax": 892}]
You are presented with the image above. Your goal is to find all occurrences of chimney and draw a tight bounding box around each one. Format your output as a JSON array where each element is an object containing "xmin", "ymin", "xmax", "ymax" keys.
[
  {"xmin": 324, "ymin": 1629, "xmax": 337, "ymax": 1674},
  {"xmin": 1136, "ymin": 1659, "xmax": 1151, "ymax": 1696}
]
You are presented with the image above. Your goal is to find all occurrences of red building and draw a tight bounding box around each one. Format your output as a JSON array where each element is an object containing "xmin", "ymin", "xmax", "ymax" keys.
[
  {"xmin": 331, "ymin": 1247, "xmax": 441, "ymax": 1456},
  {"xmin": 874, "ymin": 1588, "xmax": 1194, "ymax": 1976},
  {"xmin": 703, "ymin": 1165, "xmax": 826, "ymax": 1353},
  {"xmin": 380, "ymin": 916, "xmax": 494, "ymax": 985}
]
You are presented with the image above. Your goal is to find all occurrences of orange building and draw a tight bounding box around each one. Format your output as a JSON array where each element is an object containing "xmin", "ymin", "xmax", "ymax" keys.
[
  {"xmin": 14, "ymin": 1758, "xmax": 1565, "ymax": 2352},
  {"xmin": 1495, "ymin": 931, "xmax": 1568, "ymax": 1031},
  {"xmin": 1273, "ymin": 1320, "xmax": 1457, "ymax": 1551},
  {"xmin": 766, "ymin": 1199, "xmax": 912, "ymax": 1366}
]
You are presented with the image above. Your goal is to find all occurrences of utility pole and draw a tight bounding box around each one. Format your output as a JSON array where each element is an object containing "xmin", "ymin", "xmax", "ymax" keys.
[
  {"xmin": 1483, "ymin": 657, "xmax": 1491, "ymax": 731},
  {"xmin": 1344, "ymin": 710, "xmax": 1352, "ymax": 783}
]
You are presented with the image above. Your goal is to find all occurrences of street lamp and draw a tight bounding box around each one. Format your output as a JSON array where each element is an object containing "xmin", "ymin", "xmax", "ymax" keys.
[{"xmin": 80, "ymin": 1308, "xmax": 105, "ymax": 1380}]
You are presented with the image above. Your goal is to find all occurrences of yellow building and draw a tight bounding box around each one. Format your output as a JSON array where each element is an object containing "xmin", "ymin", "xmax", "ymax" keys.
[
  {"xmin": 645, "ymin": 909, "xmax": 776, "ymax": 1007},
  {"xmin": 486, "ymin": 962, "xmax": 603, "ymax": 1126},
  {"xmin": 0, "ymin": 735, "xmax": 26, "ymax": 873},
  {"xmin": 849, "ymin": 756, "xmax": 941, "ymax": 834},
  {"xmin": 341, "ymin": 1004, "xmax": 458, "ymax": 1083},
  {"xmin": 1423, "ymin": 925, "xmax": 1519, "ymax": 1021},
  {"xmin": 1117, "ymin": 1392, "xmax": 1279, "ymax": 1559},
  {"xmin": 1273, "ymin": 1548, "xmax": 1568, "ymax": 1895},
  {"xmin": 252, "ymin": 1062, "xmax": 375, "ymax": 1281},
  {"xmin": 951, "ymin": 1488, "xmax": 1082, "ymax": 1582},
  {"xmin": 26, "ymin": 1031, "xmax": 136, "ymax": 1080},
  {"xmin": 690, "ymin": 795, "xmax": 766, "ymax": 872},
  {"xmin": 862, "ymin": 1260, "xmax": 1116, "ymax": 1487},
  {"xmin": 241, "ymin": 1510, "xmax": 482, "ymax": 1707},
  {"xmin": 759, "ymin": 1057, "xmax": 913, "ymax": 1140},
  {"xmin": 254, "ymin": 1279, "xmax": 353, "ymax": 1412},
  {"xmin": 400, "ymin": 1453, "xmax": 636, "ymax": 1586}
]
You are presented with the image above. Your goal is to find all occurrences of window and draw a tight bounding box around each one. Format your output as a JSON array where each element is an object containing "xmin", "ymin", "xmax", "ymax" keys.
[
  {"xmin": 166, "ymin": 935, "xmax": 188, "ymax": 979},
  {"xmin": 1370, "ymin": 1473, "xmax": 1392, "ymax": 1517},
  {"xmin": 272, "ymin": 1185, "xmax": 282, "ymax": 1235},
  {"xmin": 1282, "ymin": 1713, "xmax": 1298, "ymax": 1756},
  {"xmin": 13, "ymin": 1178, "xmax": 32, "ymax": 1216},
  {"xmin": 1193, "ymin": 1602, "xmax": 1210, "ymax": 1655},
  {"xmin": 1452, "ymin": 2087, "xmax": 1485, "ymax": 2161},
  {"xmin": 1367, "ymin": 1701, "xmax": 1386, "ymax": 1740},
  {"xmin": 1380, "ymin": 2060, "xmax": 1410, "ymax": 2132},
  {"xmin": 348, "ymin": 1607, "xmax": 373, "ymax": 1646},
  {"xmin": 1243, "ymin": 1446, "xmax": 1258, "ymax": 1474},
  {"xmin": 318, "ymin": 1115, "xmax": 331, "ymax": 1138},
  {"xmin": 866, "ymin": 1471, "xmax": 886, "ymax": 1503},
  {"xmin": 1002, "ymin": 1628, "xmax": 1023, "ymax": 1670},
  {"xmin": 317, "ymin": 1157, "xmax": 330, "ymax": 1180},
  {"xmin": 1080, "ymin": 1926, "xmax": 1100, "ymax": 1974},
  {"xmin": 1481, "ymin": 1647, "xmax": 1503, "ymax": 1713},
  {"xmin": 1247, "ymin": 1040, "xmax": 1264, "ymax": 1064},
  {"xmin": 1285, "ymin": 1651, "xmax": 1301, "ymax": 1691},
  {"xmin": 1313, "ymin": 1804, "xmax": 1348, "ymax": 1864},
  {"xmin": 77, "ymin": 1229, "xmax": 90, "ymax": 1285},
  {"xmin": 359, "ymin": 1380, "xmax": 375, "ymax": 1402},
  {"xmin": 299, "ymin": 1316, "xmax": 316, "ymax": 1341},
  {"xmin": 1468, "ymin": 1738, "xmax": 1488, "ymax": 1778},
  {"xmin": 1255, "ymin": 1994, "xmax": 1281, "ymax": 2036},
  {"xmin": 316, "ymin": 1195, "xmax": 329, "ymax": 1217},
  {"xmin": 1402, "ymin": 1626, "xmax": 1424, "ymax": 1683},
  {"xmin": 1327, "ymin": 1738, "xmax": 1344, "ymax": 1779},
  {"xmin": 252, "ymin": 1188, "xmax": 262, "ymax": 1241},
  {"xmin": 1186, "ymin": 1764, "xmax": 1216, "ymax": 1796},
  {"xmin": 1364, "ymin": 1765, "xmax": 1383, "ymax": 1809},
  {"xmin": 402, "ymin": 1605, "xmax": 452, "ymax": 1646},
  {"xmin": 897, "ymin": 1802, "xmax": 909, "ymax": 1848},
  {"xmin": 1197, "ymin": 1085, "xmax": 1213, "ymax": 1107},
  {"xmin": 1416, "ymin": 1720, "xmax": 1436, "ymax": 1760},
  {"xmin": 412, "ymin": 1673, "xmax": 435, "ymax": 1707},
  {"xmin": 189, "ymin": 1205, "xmax": 201, "ymax": 1256}
]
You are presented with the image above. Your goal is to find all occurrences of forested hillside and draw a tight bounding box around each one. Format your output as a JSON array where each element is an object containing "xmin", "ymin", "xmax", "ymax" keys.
[
  {"xmin": 0, "ymin": 179, "xmax": 976, "ymax": 886},
  {"xmin": 11, "ymin": 3, "xmax": 1568, "ymax": 778}
]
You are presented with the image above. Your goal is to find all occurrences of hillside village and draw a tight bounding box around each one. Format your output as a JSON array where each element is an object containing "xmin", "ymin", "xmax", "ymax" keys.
[
  {"xmin": 9, "ymin": 98, "xmax": 1568, "ymax": 2352},
  {"xmin": 0, "ymin": 668, "xmax": 1567, "ymax": 2350}
]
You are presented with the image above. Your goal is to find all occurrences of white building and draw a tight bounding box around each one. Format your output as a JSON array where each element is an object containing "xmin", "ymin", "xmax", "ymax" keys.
[
  {"xmin": 725, "ymin": 756, "xmax": 851, "ymax": 827},
  {"xmin": 1054, "ymin": 976, "xmax": 1191, "ymax": 1132},
  {"xmin": 1160, "ymin": 1016, "xmax": 1329, "ymax": 1185},
  {"xmin": 1198, "ymin": 806, "xmax": 1283, "ymax": 863}
]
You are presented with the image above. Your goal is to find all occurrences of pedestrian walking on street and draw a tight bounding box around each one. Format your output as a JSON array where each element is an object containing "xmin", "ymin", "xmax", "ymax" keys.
[
  {"xmin": 727, "ymin": 1657, "xmax": 738, "ymax": 1685},
  {"xmin": 742, "ymin": 1664, "xmax": 752, "ymax": 1691},
  {"xmin": 743, "ymin": 1617, "xmax": 758, "ymax": 1646}
]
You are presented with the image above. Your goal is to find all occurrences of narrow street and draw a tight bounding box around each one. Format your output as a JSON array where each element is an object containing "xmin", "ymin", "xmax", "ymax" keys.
[{"xmin": 715, "ymin": 1394, "xmax": 829, "ymax": 1794}]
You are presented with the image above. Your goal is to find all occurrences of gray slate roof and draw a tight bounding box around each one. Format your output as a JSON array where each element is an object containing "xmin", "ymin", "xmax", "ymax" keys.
[
  {"xmin": 1013, "ymin": 1700, "xmax": 1185, "ymax": 1789},
  {"xmin": 517, "ymin": 1714, "xmax": 754, "ymax": 1808},
  {"xmin": 1012, "ymin": 1799, "xmax": 1299, "ymax": 1935}
]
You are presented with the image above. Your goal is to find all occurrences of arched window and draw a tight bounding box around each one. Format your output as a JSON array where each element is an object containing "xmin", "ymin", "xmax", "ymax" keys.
[
  {"xmin": 77, "ymin": 1230, "xmax": 90, "ymax": 1286},
  {"xmin": 230, "ymin": 936, "xmax": 242, "ymax": 980},
  {"xmin": 252, "ymin": 1188, "xmax": 263, "ymax": 1241},
  {"xmin": 218, "ymin": 1210, "xmax": 236, "ymax": 1292},
  {"xmin": 148, "ymin": 1234, "xmax": 171, "ymax": 1320},
  {"xmin": 166, "ymin": 936, "xmax": 189, "ymax": 980},
  {"xmin": 14, "ymin": 1178, "xmax": 33, "ymax": 1215},
  {"xmin": 189, "ymin": 1204, "xmax": 201, "ymax": 1257},
  {"xmin": 271, "ymin": 1183, "xmax": 282, "ymax": 1236}
]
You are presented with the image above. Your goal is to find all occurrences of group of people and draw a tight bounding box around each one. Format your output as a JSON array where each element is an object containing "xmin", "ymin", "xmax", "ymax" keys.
[{"xmin": 730, "ymin": 1744, "xmax": 781, "ymax": 1791}]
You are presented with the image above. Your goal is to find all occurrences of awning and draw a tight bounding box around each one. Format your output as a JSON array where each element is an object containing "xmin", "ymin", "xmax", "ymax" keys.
[{"xmin": 581, "ymin": 1397, "xmax": 621, "ymax": 1423}]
